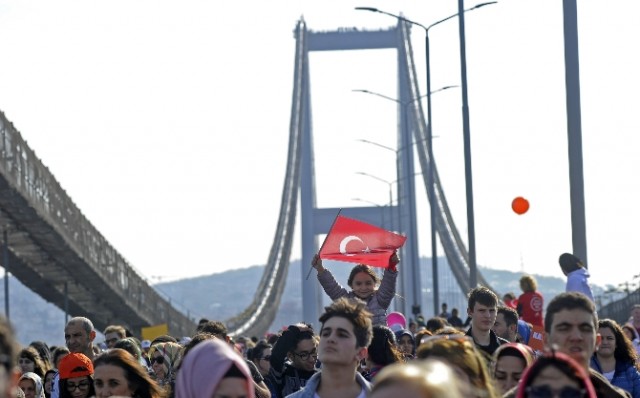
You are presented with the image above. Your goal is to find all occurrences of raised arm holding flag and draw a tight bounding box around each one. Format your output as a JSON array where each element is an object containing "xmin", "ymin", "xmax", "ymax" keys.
[{"xmin": 310, "ymin": 215, "xmax": 405, "ymax": 326}]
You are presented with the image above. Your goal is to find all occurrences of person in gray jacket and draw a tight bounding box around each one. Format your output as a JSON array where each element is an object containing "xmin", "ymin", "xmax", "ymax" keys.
[
  {"xmin": 286, "ymin": 298, "xmax": 373, "ymax": 398},
  {"xmin": 311, "ymin": 252, "xmax": 399, "ymax": 326}
]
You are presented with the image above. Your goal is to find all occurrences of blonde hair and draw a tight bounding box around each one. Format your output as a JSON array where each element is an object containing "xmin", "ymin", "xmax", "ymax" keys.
[
  {"xmin": 371, "ymin": 359, "xmax": 467, "ymax": 398},
  {"xmin": 519, "ymin": 275, "xmax": 537, "ymax": 292},
  {"xmin": 416, "ymin": 336, "xmax": 499, "ymax": 398}
]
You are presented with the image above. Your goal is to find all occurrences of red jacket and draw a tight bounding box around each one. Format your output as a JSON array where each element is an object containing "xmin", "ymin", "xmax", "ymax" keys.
[{"xmin": 517, "ymin": 291, "xmax": 544, "ymax": 327}]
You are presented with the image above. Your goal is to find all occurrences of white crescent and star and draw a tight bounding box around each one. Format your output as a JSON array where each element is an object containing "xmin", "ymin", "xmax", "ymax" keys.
[{"xmin": 339, "ymin": 235, "xmax": 371, "ymax": 256}]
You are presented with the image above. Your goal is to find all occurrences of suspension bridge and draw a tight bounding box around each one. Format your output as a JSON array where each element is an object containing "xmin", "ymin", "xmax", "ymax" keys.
[{"xmin": 0, "ymin": 18, "xmax": 631, "ymax": 338}]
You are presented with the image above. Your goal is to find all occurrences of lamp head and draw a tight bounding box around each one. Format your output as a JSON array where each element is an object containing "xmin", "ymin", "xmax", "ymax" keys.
[
  {"xmin": 355, "ymin": 7, "xmax": 379, "ymax": 12},
  {"xmin": 472, "ymin": 1, "xmax": 498, "ymax": 10}
]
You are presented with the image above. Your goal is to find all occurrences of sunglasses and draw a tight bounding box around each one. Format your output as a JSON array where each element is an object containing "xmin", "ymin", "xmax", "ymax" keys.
[
  {"xmin": 67, "ymin": 381, "xmax": 91, "ymax": 392},
  {"xmin": 420, "ymin": 334, "xmax": 474, "ymax": 346},
  {"xmin": 151, "ymin": 356, "xmax": 165, "ymax": 365},
  {"xmin": 525, "ymin": 385, "xmax": 585, "ymax": 398},
  {"xmin": 292, "ymin": 350, "xmax": 318, "ymax": 361}
]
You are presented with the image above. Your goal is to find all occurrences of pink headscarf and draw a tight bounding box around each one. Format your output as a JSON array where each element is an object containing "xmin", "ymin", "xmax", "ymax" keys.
[
  {"xmin": 515, "ymin": 350, "xmax": 597, "ymax": 398},
  {"xmin": 174, "ymin": 338, "xmax": 255, "ymax": 398}
]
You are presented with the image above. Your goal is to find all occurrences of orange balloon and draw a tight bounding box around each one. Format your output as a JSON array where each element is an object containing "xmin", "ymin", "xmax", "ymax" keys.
[{"xmin": 512, "ymin": 197, "xmax": 529, "ymax": 215}]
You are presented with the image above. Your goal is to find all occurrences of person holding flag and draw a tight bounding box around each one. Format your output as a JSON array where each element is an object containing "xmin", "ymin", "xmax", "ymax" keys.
[{"xmin": 310, "ymin": 215, "xmax": 404, "ymax": 326}]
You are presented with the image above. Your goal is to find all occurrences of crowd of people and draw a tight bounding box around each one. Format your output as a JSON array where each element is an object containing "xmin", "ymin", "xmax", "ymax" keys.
[{"xmin": 1, "ymin": 252, "xmax": 639, "ymax": 398}]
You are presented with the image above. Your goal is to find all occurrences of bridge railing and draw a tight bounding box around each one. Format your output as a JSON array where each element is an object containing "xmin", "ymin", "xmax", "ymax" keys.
[
  {"xmin": 599, "ymin": 288, "xmax": 639, "ymax": 326},
  {"xmin": 0, "ymin": 111, "xmax": 194, "ymax": 335}
]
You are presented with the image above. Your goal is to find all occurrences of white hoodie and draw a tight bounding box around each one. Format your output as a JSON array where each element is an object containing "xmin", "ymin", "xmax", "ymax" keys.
[{"xmin": 566, "ymin": 267, "xmax": 595, "ymax": 302}]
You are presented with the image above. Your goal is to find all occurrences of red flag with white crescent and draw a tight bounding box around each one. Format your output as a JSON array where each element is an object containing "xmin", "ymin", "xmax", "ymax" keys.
[{"xmin": 318, "ymin": 215, "xmax": 407, "ymax": 268}]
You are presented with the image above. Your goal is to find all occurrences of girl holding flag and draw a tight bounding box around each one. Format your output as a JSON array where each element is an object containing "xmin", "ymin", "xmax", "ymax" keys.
[{"xmin": 311, "ymin": 252, "xmax": 399, "ymax": 326}]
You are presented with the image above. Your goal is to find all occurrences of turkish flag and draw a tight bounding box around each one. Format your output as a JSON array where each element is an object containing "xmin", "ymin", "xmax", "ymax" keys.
[{"xmin": 319, "ymin": 215, "xmax": 407, "ymax": 268}]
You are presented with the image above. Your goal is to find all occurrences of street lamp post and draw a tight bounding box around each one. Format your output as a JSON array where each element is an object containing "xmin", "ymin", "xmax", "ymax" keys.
[
  {"xmin": 354, "ymin": 87, "xmax": 455, "ymax": 316},
  {"xmin": 356, "ymin": 2, "xmax": 497, "ymax": 299},
  {"xmin": 355, "ymin": 172, "xmax": 396, "ymax": 233},
  {"xmin": 3, "ymin": 230, "xmax": 9, "ymax": 320}
]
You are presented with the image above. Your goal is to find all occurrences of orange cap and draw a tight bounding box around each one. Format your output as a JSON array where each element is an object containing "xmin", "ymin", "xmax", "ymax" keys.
[{"xmin": 58, "ymin": 353, "xmax": 93, "ymax": 379}]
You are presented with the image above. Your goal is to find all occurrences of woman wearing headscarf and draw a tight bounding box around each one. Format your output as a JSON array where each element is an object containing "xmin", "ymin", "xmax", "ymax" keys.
[
  {"xmin": 18, "ymin": 372, "xmax": 46, "ymax": 398},
  {"xmin": 492, "ymin": 343, "xmax": 535, "ymax": 395},
  {"xmin": 516, "ymin": 350, "xmax": 597, "ymax": 398},
  {"xmin": 174, "ymin": 338, "xmax": 254, "ymax": 398},
  {"xmin": 148, "ymin": 342, "xmax": 182, "ymax": 397},
  {"xmin": 394, "ymin": 329, "xmax": 415, "ymax": 360}
]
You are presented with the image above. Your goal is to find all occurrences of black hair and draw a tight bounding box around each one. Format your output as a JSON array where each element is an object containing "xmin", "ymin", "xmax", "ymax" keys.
[
  {"xmin": 247, "ymin": 341, "xmax": 272, "ymax": 362},
  {"xmin": 368, "ymin": 325, "xmax": 403, "ymax": 366},
  {"xmin": 544, "ymin": 292, "xmax": 596, "ymax": 334},
  {"xmin": 224, "ymin": 363, "xmax": 247, "ymax": 379},
  {"xmin": 497, "ymin": 306, "xmax": 519, "ymax": 327},
  {"xmin": 558, "ymin": 253, "xmax": 582, "ymax": 275},
  {"xmin": 467, "ymin": 286, "xmax": 498, "ymax": 311},
  {"xmin": 199, "ymin": 321, "xmax": 228, "ymax": 338}
]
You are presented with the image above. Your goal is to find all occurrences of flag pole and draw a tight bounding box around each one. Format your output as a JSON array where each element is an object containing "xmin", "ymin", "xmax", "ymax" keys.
[{"xmin": 306, "ymin": 208, "xmax": 342, "ymax": 280}]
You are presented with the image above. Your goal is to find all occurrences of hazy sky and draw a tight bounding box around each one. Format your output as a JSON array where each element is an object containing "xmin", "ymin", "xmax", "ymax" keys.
[{"xmin": 0, "ymin": 1, "xmax": 638, "ymax": 297}]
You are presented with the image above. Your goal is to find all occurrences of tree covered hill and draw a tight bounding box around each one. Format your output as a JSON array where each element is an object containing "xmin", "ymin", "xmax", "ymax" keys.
[{"xmin": 1, "ymin": 257, "xmax": 607, "ymax": 345}]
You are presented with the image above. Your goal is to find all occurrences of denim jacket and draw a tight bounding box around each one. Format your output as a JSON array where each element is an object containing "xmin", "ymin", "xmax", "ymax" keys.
[{"xmin": 285, "ymin": 371, "xmax": 371, "ymax": 398}]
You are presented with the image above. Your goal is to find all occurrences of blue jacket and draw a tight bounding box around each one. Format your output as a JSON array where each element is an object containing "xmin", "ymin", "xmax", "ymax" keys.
[
  {"xmin": 285, "ymin": 371, "xmax": 371, "ymax": 398},
  {"xmin": 591, "ymin": 355, "xmax": 640, "ymax": 398}
]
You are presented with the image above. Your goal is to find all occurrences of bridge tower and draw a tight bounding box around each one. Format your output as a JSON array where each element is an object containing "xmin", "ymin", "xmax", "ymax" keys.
[{"xmin": 299, "ymin": 22, "xmax": 423, "ymax": 323}]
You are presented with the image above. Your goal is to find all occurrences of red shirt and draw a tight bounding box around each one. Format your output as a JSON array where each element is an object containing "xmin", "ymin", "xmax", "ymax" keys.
[{"xmin": 518, "ymin": 291, "xmax": 544, "ymax": 327}]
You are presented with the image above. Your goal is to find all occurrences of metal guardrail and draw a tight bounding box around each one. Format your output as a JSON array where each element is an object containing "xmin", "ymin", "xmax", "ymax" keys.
[
  {"xmin": 0, "ymin": 111, "xmax": 195, "ymax": 336},
  {"xmin": 599, "ymin": 289, "xmax": 639, "ymax": 325}
]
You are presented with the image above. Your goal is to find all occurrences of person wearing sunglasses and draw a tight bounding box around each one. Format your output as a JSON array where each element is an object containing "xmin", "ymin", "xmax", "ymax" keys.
[
  {"xmin": 148, "ymin": 342, "xmax": 181, "ymax": 396},
  {"xmin": 57, "ymin": 353, "xmax": 95, "ymax": 398},
  {"xmin": 516, "ymin": 350, "xmax": 597, "ymax": 398},
  {"xmin": 247, "ymin": 341, "xmax": 272, "ymax": 378},
  {"xmin": 247, "ymin": 340, "xmax": 278, "ymax": 398},
  {"xmin": 269, "ymin": 323, "xmax": 318, "ymax": 397}
]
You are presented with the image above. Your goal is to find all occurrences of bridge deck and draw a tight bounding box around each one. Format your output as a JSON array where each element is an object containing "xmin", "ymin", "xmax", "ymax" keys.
[{"xmin": 0, "ymin": 112, "xmax": 194, "ymax": 336}]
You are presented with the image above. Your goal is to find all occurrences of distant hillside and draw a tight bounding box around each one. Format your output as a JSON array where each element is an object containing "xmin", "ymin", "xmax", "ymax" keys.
[{"xmin": 1, "ymin": 258, "xmax": 610, "ymax": 344}]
